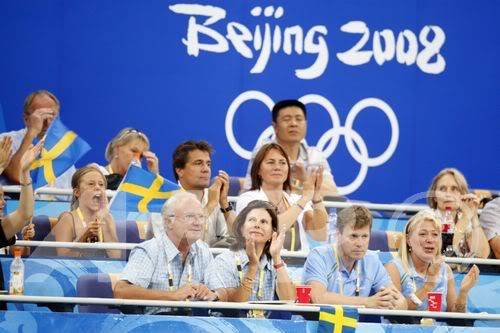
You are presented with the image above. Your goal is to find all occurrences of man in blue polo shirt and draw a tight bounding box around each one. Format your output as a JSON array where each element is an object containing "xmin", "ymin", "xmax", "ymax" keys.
[{"xmin": 303, "ymin": 205, "xmax": 406, "ymax": 309}]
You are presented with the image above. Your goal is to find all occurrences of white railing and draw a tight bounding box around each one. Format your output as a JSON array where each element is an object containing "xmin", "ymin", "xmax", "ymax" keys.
[
  {"xmin": 4, "ymin": 186, "xmax": 431, "ymax": 213},
  {"xmin": 1, "ymin": 295, "xmax": 499, "ymax": 321},
  {"xmin": 14, "ymin": 240, "xmax": 500, "ymax": 265}
]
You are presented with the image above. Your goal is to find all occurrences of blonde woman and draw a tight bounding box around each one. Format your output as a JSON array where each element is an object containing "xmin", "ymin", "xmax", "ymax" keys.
[
  {"xmin": 427, "ymin": 168, "xmax": 489, "ymax": 259},
  {"xmin": 95, "ymin": 128, "xmax": 159, "ymax": 190},
  {"xmin": 385, "ymin": 210, "xmax": 479, "ymax": 312},
  {"xmin": 53, "ymin": 166, "xmax": 120, "ymax": 258}
]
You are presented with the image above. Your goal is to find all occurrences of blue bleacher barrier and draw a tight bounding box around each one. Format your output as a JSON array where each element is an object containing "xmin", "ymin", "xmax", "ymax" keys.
[
  {"xmin": 0, "ymin": 255, "xmax": 498, "ymax": 315},
  {"xmin": 0, "ymin": 311, "xmax": 499, "ymax": 332},
  {"xmin": 0, "ymin": 256, "xmax": 125, "ymax": 311},
  {"xmin": 6, "ymin": 200, "xmax": 70, "ymax": 219},
  {"xmin": 76, "ymin": 273, "xmax": 120, "ymax": 314}
]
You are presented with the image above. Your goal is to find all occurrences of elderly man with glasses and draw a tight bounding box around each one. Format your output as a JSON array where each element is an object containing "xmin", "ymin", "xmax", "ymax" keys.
[{"xmin": 114, "ymin": 192, "xmax": 218, "ymax": 314}]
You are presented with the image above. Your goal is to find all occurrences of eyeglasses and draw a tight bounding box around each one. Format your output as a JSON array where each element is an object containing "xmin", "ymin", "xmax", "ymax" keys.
[{"xmin": 170, "ymin": 213, "xmax": 207, "ymax": 224}]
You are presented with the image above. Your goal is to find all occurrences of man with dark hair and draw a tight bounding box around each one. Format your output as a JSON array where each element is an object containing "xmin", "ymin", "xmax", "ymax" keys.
[
  {"xmin": 242, "ymin": 99, "xmax": 337, "ymax": 196},
  {"xmin": 172, "ymin": 140, "xmax": 235, "ymax": 247},
  {"xmin": 0, "ymin": 90, "xmax": 75, "ymax": 188},
  {"xmin": 302, "ymin": 205, "xmax": 407, "ymax": 309}
]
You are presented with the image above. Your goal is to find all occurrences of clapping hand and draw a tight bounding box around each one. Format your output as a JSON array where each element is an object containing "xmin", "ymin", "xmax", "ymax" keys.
[
  {"xmin": 0, "ymin": 136, "xmax": 12, "ymax": 173},
  {"xmin": 143, "ymin": 151, "xmax": 159, "ymax": 175}
]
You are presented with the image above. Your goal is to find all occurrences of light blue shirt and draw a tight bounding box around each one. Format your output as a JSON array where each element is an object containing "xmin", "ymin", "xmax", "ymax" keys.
[
  {"xmin": 205, "ymin": 249, "xmax": 278, "ymax": 301},
  {"xmin": 302, "ymin": 245, "xmax": 391, "ymax": 296},
  {"xmin": 121, "ymin": 234, "xmax": 213, "ymax": 314},
  {"xmin": 391, "ymin": 258, "xmax": 449, "ymax": 311}
]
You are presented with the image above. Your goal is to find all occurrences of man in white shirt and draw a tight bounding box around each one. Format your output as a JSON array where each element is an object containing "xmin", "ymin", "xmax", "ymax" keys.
[
  {"xmin": 0, "ymin": 90, "xmax": 75, "ymax": 189},
  {"xmin": 172, "ymin": 140, "xmax": 236, "ymax": 247},
  {"xmin": 242, "ymin": 99, "xmax": 337, "ymax": 196}
]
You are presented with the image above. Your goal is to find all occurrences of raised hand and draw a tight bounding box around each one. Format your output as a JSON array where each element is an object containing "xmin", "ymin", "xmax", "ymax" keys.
[
  {"xmin": 460, "ymin": 193, "xmax": 480, "ymax": 219},
  {"xmin": 143, "ymin": 151, "xmax": 159, "ymax": 175},
  {"xmin": 301, "ymin": 170, "xmax": 316, "ymax": 202},
  {"xmin": 269, "ymin": 229, "xmax": 286, "ymax": 259},
  {"xmin": 290, "ymin": 161, "xmax": 307, "ymax": 184},
  {"xmin": 20, "ymin": 140, "xmax": 43, "ymax": 173},
  {"xmin": 22, "ymin": 223, "xmax": 35, "ymax": 240},
  {"xmin": 206, "ymin": 177, "xmax": 222, "ymax": 214},
  {"xmin": 217, "ymin": 170, "xmax": 230, "ymax": 207},
  {"xmin": 0, "ymin": 136, "xmax": 12, "ymax": 173},
  {"xmin": 312, "ymin": 166, "xmax": 324, "ymax": 201},
  {"xmin": 426, "ymin": 256, "xmax": 444, "ymax": 284},
  {"xmin": 26, "ymin": 108, "xmax": 56, "ymax": 137},
  {"xmin": 245, "ymin": 237, "xmax": 259, "ymax": 265},
  {"xmin": 460, "ymin": 264, "xmax": 479, "ymax": 293}
]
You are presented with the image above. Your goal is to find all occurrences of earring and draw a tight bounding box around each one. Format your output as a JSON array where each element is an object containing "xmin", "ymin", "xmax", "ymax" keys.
[{"xmin": 114, "ymin": 154, "xmax": 118, "ymax": 159}]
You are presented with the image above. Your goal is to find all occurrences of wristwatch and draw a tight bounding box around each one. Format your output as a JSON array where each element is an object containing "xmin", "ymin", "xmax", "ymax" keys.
[{"xmin": 220, "ymin": 204, "xmax": 233, "ymax": 213}]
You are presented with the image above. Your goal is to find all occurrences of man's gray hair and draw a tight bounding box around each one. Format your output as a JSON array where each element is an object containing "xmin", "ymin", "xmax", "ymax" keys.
[{"xmin": 161, "ymin": 191, "xmax": 198, "ymax": 219}]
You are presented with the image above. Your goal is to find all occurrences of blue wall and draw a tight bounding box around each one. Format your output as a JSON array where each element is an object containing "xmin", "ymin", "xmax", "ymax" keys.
[{"xmin": 0, "ymin": 0, "xmax": 498, "ymax": 202}]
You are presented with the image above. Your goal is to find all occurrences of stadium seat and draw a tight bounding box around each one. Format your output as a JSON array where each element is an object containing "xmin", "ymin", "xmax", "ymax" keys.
[
  {"xmin": 369, "ymin": 230, "xmax": 390, "ymax": 252},
  {"xmin": 16, "ymin": 215, "xmax": 59, "ymax": 256},
  {"xmin": 76, "ymin": 273, "xmax": 120, "ymax": 313},
  {"xmin": 125, "ymin": 220, "xmax": 148, "ymax": 243},
  {"xmin": 31, "ymin": 215, "xmax": 58, "ymax": 242}
]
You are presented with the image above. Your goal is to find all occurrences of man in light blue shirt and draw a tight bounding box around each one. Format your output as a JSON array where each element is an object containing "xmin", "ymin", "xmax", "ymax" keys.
[
  {"xmin": 303, "ymin": 205, "xmax": 407, "ymax": 309},
  {"xmin": 114, "ymin": 192, "xmax": 218, "ymax": 314}
]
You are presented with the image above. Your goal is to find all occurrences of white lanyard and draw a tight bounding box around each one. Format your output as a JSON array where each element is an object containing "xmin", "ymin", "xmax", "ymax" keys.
[
  {"xmin": 166, "ymin": 259, "xmax": 192, "ymax": 291},
  {"xmin": 407, "ymin": 258, "xmax": 423, "ymax": 306},
  {"xmin": 332, "ymin": 245, "xmax": 360, "ymax": 296}
]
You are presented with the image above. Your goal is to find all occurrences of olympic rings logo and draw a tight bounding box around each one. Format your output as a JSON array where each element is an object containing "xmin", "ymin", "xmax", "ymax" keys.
[{"xmin": 225, "ymin": 90, "xmax": 399, "ymax": 195}]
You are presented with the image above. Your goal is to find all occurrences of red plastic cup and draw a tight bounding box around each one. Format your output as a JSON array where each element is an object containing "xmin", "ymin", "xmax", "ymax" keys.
[
  {"xmin": 295, "ymin": 285, "xmax": 312, "ymax": 303},
  {"xmin": 427, "ymin": 292, "xmax": 443, "ymax": 312}
]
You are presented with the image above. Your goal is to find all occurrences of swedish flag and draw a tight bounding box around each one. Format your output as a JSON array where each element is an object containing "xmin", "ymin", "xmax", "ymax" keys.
[
  {"xmin": 317, "ymin": 305, "xmax": 358, "ymax": 333},
  {"xmin": 30, "ymin": 117, "xmax": 90, "ymax": 188},
  {"xmin": 110, "ymin": 165, "xmax": 179, "ymax": 213}
]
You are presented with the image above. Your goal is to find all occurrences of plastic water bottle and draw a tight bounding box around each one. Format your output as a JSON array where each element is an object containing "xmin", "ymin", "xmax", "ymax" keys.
[
  {"xmin": 442, "ymin": 207, "xmax": 454, "ymax": 233},
  {"xmin": 327, "ymin": 209, "xmax": 338, "ymax": 244},
  {"xmin": 9, "ymin": 248, "xmax": 24, "ymax": 295},
  {"xmin": 442, "ymin": 208, "xmax": 455, "ymax": 257}
]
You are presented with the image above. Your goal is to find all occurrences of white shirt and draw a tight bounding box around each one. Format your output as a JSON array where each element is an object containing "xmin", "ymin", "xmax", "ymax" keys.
[
  {"xmin": 479, "ymin": 198, "xmax": 500, "ymax": 241},
  {"xmin": 242, "ymin": 138, "xmax": 335, "ymax": 191}
]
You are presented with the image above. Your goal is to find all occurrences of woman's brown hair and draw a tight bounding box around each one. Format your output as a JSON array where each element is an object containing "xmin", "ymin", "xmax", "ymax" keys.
[{"xmin": 250, "ymin": 143, "xmax": 291, "ymax": 191}]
